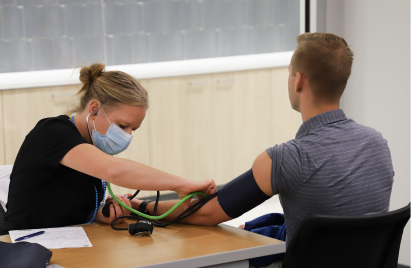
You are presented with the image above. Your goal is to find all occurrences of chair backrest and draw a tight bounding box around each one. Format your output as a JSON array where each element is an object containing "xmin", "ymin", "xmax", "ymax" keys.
[
  {"xmin": 282, "ymin": 203, "xmax": 410, "ymax": 268},
  {"xmin": 0, "ymin": 165, "xmax": 13, "ymax": 229}
]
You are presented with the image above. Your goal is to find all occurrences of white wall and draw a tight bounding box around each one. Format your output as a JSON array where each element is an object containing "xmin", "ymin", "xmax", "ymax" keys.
[{"xmin": 319, "ymin": 0, "xmax": 410, "ymax": 266}]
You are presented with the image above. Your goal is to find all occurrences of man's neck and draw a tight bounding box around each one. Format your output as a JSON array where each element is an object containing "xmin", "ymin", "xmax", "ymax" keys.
[{"xmin": 300, "ymin": 102, "xmax": 340, "ymax": 122}]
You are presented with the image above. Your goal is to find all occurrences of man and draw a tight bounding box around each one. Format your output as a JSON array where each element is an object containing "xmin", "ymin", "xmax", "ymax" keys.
[{"xmin": 129, "ymin": 33, "xmax": 394, "ymax": 267}]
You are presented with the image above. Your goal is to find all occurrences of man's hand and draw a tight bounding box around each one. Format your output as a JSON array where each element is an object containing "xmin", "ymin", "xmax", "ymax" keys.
[
  {"xmin": 95, "ymin": 195, "xmax": 132, "ymax": 224},
  {"xmin": 238, "ymin": 224, "xmax": 245, "ymax": 229},
  {"xmin": 130, "ymin": 198, "xmax": 143, "ymax": 211}
]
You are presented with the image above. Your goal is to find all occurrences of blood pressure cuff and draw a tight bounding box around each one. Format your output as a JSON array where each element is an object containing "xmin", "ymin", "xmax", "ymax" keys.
[{"xmin": 218, "ymin": 169, "xmax": 270, "ymax": 219}]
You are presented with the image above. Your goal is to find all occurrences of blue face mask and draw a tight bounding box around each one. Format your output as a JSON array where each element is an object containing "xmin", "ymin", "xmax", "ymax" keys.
[{"xmin": 87, "ymin": 110, "xmax": 133, "ymax": 155}]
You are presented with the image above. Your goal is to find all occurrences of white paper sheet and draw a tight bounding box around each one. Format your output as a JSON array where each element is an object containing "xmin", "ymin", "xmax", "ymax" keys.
[{"xmin": 9, "ymin": 226, "xmax": 93, "ymax": 249}]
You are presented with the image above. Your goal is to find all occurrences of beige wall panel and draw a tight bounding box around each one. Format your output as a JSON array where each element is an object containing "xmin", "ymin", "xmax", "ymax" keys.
[
  {"xmin": 111, "ymin": 80, "xmax": 153, "ymax": 198},
  {"xmin": 0, "ymin": 92, "xmax": 5, "ymax": 165},
  {"xmin": 147, "ymin": 76, "xmax": 187, "ymax": 180},
  {"xmin": 270, "ymin": 67, "xmax": 301, "ymax": 144},
  {"xmin": 2, "ymin": 87, "xmax": 54, "ymax": 164},
  {"xmin": 183, "ymin": 74, "xmax": 213, "ymax": 182},
  {"xmin": 148, "ymin": 74, "xmax": 214, "ymax": 186},
  {"xmin": 234, "ymin": 69, "xmax": 274, "ymax": 173},
  {"xmin": 209, "ymin": 72, "xmax": 242, "ymax": 185},
  {"xmin": 49, "ymin": 85, "xmax": 81, "ymax": 116}
]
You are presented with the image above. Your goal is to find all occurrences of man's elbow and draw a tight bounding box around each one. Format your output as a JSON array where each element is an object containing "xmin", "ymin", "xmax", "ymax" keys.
[
  {"xmin": 188, "ymin": 214, "xmax": 220, "ymax": 227},
  {"xmin": 188, "ymin": 200, "xmax": 229, "ymax": 227},
  {"xmin": 201, "ymin": 216, "xmax": 221, "ymax": 227}
]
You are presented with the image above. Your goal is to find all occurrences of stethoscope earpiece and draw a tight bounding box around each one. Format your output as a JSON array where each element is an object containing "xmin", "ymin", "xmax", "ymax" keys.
[{"xmin": 93, "ymin": 110, "xmax": 98, "ymax": 115}]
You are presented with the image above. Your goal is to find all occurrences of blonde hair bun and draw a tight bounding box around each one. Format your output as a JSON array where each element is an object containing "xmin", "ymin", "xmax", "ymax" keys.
[
  {"xmin": 79, "ymin": 63, "xmax": 105, "ymax": 87},
  {"xmin": 67, "ymin": 63, "xmax": 148, "ymax": 115}
]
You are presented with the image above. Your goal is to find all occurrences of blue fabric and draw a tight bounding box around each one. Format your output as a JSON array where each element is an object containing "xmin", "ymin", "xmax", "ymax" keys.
[{"xmin": 245, "ymin": 213, "xmax": 286, "ymax": 268}]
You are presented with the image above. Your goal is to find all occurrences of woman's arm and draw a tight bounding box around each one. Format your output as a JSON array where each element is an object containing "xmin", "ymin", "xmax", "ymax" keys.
[{"xmin": 60, "ymin": 143, "xmax": 216, "ymax": 197}]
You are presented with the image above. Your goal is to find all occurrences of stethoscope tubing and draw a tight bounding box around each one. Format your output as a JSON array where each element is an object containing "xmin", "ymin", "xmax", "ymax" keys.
[
  {"xmin": 107, "ymin": 182, "xmax": 207, "ymax": 220},
  {"xmin": 111, "ymin": 190, "xmax": 219, "ymax": 229}
]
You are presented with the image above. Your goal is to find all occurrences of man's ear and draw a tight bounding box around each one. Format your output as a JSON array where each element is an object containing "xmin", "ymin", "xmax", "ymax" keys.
[{"xmin": 295, "ymin": 72, "xmax": 303, "ymax": 93}]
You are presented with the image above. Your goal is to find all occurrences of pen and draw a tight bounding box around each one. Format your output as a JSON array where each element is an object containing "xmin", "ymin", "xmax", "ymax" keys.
[{"xmin": 15, "ymin": 231, "xmax": 45, "ymax": 242}]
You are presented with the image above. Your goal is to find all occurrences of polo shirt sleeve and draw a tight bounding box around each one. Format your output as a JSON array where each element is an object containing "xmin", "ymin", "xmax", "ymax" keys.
[{"xmin": 266, "ymin": 140, "xmax": 303, "ymax": 195}]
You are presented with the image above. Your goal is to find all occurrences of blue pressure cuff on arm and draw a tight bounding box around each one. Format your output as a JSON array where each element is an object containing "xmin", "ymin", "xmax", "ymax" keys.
[{"xmin": 218, "ymin": 169, "xmax": 270, "ymax": 219}]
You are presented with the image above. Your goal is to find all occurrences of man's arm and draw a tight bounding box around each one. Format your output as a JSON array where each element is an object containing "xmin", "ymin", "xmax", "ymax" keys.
[
  {"xmin": 251, "ymin": 151, "xmax": 274, "ymax": 196},
  {"xmin": 130, "ymin": 150, "xmax": 273, "ymax": 226},
  {"xmin": 132, "ymin": 196, "xmax": 231, "ymax": 226}
]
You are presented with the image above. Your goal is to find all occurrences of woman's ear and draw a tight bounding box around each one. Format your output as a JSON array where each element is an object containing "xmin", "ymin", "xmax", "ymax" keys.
[{"xmin": 87, "ymin": 100, "xmax": 100, "ymax": 119}]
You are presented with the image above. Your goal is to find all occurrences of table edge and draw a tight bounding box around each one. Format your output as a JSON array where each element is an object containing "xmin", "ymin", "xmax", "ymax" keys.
[{"xmin": 136, "ymin": 242, "xmax": 286, "ymax": 268}]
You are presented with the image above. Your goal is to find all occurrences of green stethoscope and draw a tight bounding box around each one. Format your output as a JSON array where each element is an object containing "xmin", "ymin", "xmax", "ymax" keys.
[
  {"xmin": 107, "ymin": 183, "xmax": 207, "ymax": 220},
  {"xmin": 74, "ymin": 113, "xmax": 217, "ymax": 229}
]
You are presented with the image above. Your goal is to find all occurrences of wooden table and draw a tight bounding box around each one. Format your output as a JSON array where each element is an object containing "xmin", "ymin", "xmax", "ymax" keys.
[{"xmin": 0, "ymin": 221, "xmax": 286, "ymax": 268}]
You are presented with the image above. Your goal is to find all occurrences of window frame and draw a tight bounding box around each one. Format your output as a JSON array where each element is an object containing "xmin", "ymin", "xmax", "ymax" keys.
[{"xmin": 0, "ymin": 0, "xmax": 311, "ymax": 90}]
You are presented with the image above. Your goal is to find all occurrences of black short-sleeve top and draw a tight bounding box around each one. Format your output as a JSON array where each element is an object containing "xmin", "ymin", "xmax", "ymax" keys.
[{"xmin": 0, "ymin": 115, "xmax": 104, "ymax": 234}]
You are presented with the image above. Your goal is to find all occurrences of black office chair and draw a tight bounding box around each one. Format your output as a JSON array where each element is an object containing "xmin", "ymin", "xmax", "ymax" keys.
[
  {"xmin": 0, "ymin": 204, "xmax": 5, "ymax": 229},
  {"xmin": 282, "ymin": 203, "xmax": 410, "ymax": 268}
]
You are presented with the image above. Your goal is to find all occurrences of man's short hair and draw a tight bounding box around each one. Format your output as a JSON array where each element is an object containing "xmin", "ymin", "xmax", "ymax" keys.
[{"xmin": 291, "ymin": 32, "xmax": 354, "ymax": 100}]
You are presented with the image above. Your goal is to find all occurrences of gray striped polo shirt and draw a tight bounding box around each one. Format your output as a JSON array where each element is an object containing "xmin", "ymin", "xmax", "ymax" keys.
[{"xmin": 267, "ymin": 109, "xmax": 394, "ymax": 245}]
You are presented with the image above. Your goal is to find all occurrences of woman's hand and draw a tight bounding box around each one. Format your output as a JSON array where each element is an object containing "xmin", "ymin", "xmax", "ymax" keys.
[
  {"xmin": 95, "ymin": 195, "xmax": 132, "ymax": 224},
  {"xmin": 175, "ymin": 179, "xmax": 217, "ymax": 210},
  {"xmin": 177, "ymin": 179, "xmax": 217, "ymax": 197}
]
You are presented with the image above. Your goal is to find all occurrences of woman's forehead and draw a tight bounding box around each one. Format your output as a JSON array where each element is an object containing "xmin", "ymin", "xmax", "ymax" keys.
[{"xmin": 109, "ymin": 105, "xmax": 146, "ymax": 125}]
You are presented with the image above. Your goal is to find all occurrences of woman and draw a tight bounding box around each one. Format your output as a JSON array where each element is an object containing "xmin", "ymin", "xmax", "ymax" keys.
[{"xmin": 0, "ymin": 63, "xmax": 216, "ymax": 234}]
